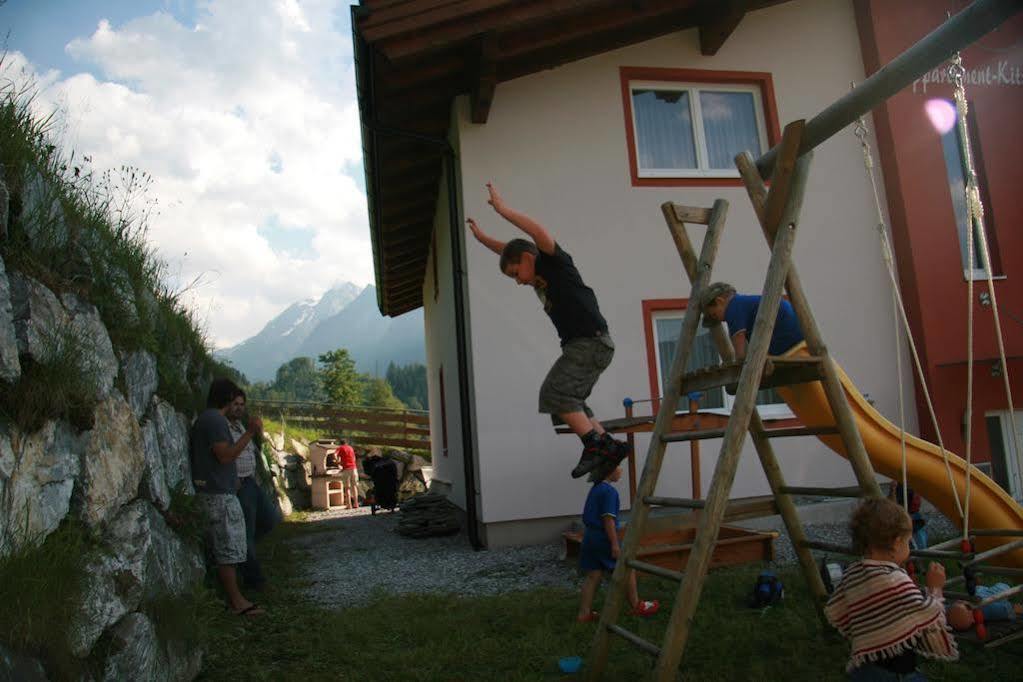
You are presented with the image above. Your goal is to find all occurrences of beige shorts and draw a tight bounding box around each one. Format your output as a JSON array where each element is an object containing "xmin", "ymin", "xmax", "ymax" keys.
[
  {"xmin": 197, "ymin": 493, "xmax": 247, "ymax": 565},
  {"xmin": 340, "ymin": 468, "xmax": 359, "ymax": 485}
]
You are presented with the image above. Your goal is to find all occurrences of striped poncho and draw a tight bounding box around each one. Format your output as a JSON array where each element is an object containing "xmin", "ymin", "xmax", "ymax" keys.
[{"xmin": 825, "ymin": 560, "xmax": 958, "ymax": 672}]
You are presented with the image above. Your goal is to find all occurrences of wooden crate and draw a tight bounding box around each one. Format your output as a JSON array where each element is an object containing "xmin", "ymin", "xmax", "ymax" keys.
[{"xmin": 563, "ymin": 521, "xmax": 777, "ymax": 574}]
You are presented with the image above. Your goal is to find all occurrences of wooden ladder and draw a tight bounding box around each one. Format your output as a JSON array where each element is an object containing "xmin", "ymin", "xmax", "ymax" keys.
[{"xmin": 584, "ymin": 121, "xmax": 884, "ymax": 681}]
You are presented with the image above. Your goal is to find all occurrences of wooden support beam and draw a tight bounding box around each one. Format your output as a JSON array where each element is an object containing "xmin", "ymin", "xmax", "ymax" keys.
[
  {"xmin": 755, "ymin": 0, "xmax": 1023, "ymax": 178},
  {"xmin": 698, "ymin": 0, "xmax": 746, "ymax": 56},
  {"xmin": 471, "ymin": 32, "xmax": 498, "ymax": 124}
]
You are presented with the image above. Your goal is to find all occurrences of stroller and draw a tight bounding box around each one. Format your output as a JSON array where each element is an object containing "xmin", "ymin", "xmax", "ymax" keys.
[{"xmin": 362, "ymin": 455, "xmax": 399, "ymax": 514}]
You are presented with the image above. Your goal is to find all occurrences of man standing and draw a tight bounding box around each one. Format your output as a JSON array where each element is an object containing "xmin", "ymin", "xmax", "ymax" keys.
[
  {"xmin": 335, "ymin": 438, "xmax": 359, "ymax": 509},
  {"xmin": 228, "ymin": 390, "xmax": 282, "ymax": 590},
  {"xmin": 191, "ymin": 378, "xmax": 264, "ymax": 616}
]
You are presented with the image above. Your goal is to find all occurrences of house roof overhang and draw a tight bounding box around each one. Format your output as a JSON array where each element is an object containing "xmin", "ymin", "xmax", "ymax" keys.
[{"xmin": 352, "ymin": 0, "xmax": 791, "ymax": 315}]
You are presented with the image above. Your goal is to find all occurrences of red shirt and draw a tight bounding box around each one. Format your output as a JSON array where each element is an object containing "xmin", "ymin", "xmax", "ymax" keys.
[{"xmin": 336, "ymin": 444, "xmax": 357, "ymax": 470}]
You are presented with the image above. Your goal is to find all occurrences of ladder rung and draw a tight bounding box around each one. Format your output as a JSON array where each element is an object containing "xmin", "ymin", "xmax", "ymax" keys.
[
  {"xmin": 778, "ymin": 485, "xmax": 863, "ymax": 498},
  {"xmin": 762, "ymin": 426, "xmax": 839, "ymax": 438},
  {"xmin": 912, "ymin": 547, "xmax": 972, "ymax": 560},
  {"xmin": 643, "ymin": 496, "xmax": 705, "ymax": 509},
  {"xmin": 679, "ymin": 357, "xmax": 826, "ymax": 394},
  {"xmin": 661, "ymin": 429, "xmax": 726, "ymax": 443},
  {"xmin": 962, "ymin": 538, "xmax": 1023, "ymax": 567},
  {"xmin": 627, "ymin": 559, "xmax": 683, "ymax": 582},
  {"xmin": 606, "ymin": 624, "xmax": 661, "ymax": 657}
]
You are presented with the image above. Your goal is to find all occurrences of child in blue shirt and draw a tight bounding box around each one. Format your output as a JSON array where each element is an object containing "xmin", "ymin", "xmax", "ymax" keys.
[
  {"xmin": 947, "ymin": 583, "xmax": 1023, "ymax": 631},
  {"xmin": 576, "ymin": 465, "xmax": 660, "ymax": 622},
  {"xmin": 700, "ymin": 282, "xmax": 805, "ymax": 361}
]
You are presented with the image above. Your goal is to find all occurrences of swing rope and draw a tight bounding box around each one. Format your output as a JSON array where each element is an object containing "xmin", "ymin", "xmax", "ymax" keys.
[
  {"xmin": 852, "ymin": 108, "xmax": 964, "ymax": 520},
  {"xmin": 949, "ymin": 51, "xmax": 1022, "ymax": 526}
]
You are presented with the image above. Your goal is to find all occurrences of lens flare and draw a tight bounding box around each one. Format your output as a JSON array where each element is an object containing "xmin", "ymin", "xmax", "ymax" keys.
[{"xmin": 925, "ymin": 99, "xmax": 957, "ymax": 135}]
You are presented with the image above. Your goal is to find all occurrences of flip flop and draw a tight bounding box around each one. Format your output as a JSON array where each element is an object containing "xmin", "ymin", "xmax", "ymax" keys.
[
  {"xmin": 232, "ymin": 603, "xmax": 265, "ymax": 617},
  {"xmin": 576, "ymin": 611, "xmax": 599, "ymax": 623}
]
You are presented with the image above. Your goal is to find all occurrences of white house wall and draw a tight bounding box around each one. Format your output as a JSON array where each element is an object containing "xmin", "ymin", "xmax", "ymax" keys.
[
  {"xmin": 455, "ymin": 0, "xmax": 918, "ymax": 528},
  {"xmin": 422, "ymin": 129, "xmax": 473, "ymax": 512}
]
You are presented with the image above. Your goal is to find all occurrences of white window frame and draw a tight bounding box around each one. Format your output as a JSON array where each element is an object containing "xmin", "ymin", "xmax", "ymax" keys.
[
  {"xmin": 629, "ymin": 81, "xmax": 769, "ymax": 179},
  {"xmin": 651, "ymin": 309, "xmax": 794, "ymax": 420}
]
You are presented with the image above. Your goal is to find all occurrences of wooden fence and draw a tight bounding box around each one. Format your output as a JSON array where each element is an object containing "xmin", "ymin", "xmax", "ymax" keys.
[{"xmin": 250, "ymin": 400, "xmax": 431, "ymax": 451}]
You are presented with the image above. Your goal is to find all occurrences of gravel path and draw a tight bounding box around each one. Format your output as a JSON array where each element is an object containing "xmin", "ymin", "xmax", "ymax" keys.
[{"xmin": 286, "ymin": 507, "xmax": 961, "ymax": 607}]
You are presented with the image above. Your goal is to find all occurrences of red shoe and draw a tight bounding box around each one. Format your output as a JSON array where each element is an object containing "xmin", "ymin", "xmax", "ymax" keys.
[
  {"xmin": 577, "ymin": 611, "xmax": 599, "ymax": 623},
  {"xmin": 630, "ymin": 600, "xmax": 660, "ymax": 617}
]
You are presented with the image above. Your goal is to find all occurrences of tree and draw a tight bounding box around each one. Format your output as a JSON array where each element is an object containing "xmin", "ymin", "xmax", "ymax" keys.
[
  {"xmin": 385, "ymin": 362, "xmax": 428, "ymax": 410},
  {"xmin": 274, "ymin": 357, "xmax": 324, "ymax": 401},
  {"xmin": 361, "ymin": 376, "xmax": 405, "ymax": 410},
  {"xmin": 319, "ymin": 348, "xmax": 361, "ymax": 406}
]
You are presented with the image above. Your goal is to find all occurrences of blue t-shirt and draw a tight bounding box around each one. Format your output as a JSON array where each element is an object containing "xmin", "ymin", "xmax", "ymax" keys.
[
  {"xmin": 724, "ymin": 294, "xmax": 805, "ymax": 355},
  {"xmin": 582, "ymin": 481, "xmax": 620, "ymax": 530}
]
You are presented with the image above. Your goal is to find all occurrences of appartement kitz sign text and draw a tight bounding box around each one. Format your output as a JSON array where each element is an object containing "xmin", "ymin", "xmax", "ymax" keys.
[{"xmin": 913, "ymin": 60, "xmax": 1023, "ymax": 93}]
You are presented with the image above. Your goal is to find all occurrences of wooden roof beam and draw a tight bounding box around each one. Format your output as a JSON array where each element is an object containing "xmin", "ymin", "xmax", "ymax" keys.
[
  {"xmin": 498, "ymin": 0, "xmax": 699, "ymax": 60},
  {"xmin": 360, "ymin": 0, "xmax": 523, "ymax": 42},
  {"xmin": 471, "ymin": 32, "xmax": 498, "ymax": 124},
  {"xmin": 698, "ymin": 0, "xmax": 747, "ymax": 56},
  {"xmin": 376, "ymin": 0, "xmax": 613, "ymax": 63}
]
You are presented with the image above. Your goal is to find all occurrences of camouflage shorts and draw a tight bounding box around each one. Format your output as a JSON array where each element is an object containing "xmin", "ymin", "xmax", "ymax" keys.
[
  {"xmin": 197, "ymin": 493, "xmax": 247, "ymax": 565},
  {"xmin": 538, "ymin": 334, "xmax": 615, "ymax": 420}
]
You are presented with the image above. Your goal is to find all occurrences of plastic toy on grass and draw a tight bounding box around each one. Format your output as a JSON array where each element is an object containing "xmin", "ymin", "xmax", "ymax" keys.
[{"xmin": 557, "ymin": 656, "xmax": 583, "ymax": 674}]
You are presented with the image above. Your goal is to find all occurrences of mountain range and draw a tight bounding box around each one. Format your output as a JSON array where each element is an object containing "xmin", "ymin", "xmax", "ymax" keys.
[{"xmin": 217, "ymin": 283, "xmax": 425, "ymax": 382}]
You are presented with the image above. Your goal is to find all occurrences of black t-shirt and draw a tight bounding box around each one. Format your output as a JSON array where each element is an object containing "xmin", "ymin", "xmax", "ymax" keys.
[
  {"xmin": 190, "ymin": 408, "xmax": 237, "ymax": 494},
  {"xmin": 533, "ymin": 243, "xmax": 608, "ymax": 345}
]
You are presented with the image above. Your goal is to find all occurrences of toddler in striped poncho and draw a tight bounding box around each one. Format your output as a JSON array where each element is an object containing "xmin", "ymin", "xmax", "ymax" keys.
[{"xmin": 825, "ymin": 498, "xmax": 958, "ymax": 680}]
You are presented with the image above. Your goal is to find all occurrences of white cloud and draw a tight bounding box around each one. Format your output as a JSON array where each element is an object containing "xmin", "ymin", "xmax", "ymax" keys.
[{"xmin": 6, "ymin": 0, "xmax": 372, "ymax": 348}]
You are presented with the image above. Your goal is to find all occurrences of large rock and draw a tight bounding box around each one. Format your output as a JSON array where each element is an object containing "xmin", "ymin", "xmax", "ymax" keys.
[
  {"xmin": 0, "ymin": 256, "xmax": 20, "ymax": 383},
  {"xmin": 8, "ymin": 272, "xmax": 70, "ymax": 363},
  {"xmin": 139, "ymin": 419, "xmax": 169, "ymax": 510},
  {"xmin": 151, "ymin": 399, "xmax": 193, "ymax": 496},
  {"xmin": 0, "ymin": 643, "xmax": 48, "ymax": 682},
  {"xmin": 267, "ymin": 431, "xmax": 285, "ymax": 451},
  {"xmin": 68, "ymin": 503, "xmax": 150, "ymax": 656},
  {"xmin": 101, "ymin": 611, "xmax": 203, "ymax": 682},
  {"xmin": 60, "ymin": 293, "xmax": 118, "ymax": 400},
  {"xmin": 1, "ymin": 420, "xmax": 82, "ymax": 557},
  {"xmin": 76, "ymin": 392, "xmax": 144, "ymax": 528},
  {"xmin": 100, "ymin": 613, "xmax": 162, "ymax": 682},
  {"xmin": 289, "ymin": 438, "xmax": 309, "ymax": 459},
  {"xmin": 120, "ymin": 350, "xmax": 158, "ymax": 421},
  {"xmin": 69, "ymin": 500, "xmax": 204, "ymax": 658}
]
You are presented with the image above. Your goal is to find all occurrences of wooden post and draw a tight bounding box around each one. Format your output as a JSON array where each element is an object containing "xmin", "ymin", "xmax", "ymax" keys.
[
  {"xmin": 755, "ymin": 0, "xmax": 1022, "ymax": 178},
  {"xmin": 653, "ymin": 154, "xmax": 811, "ymax": 681},
  {"xmin": 585, "ymin": 200, "xmax": 729, "ymax": 682},
  {"xmin": 625, "ymin": 399, "xmax": 637, "ymax": 506},
  {"xmin": 736, "ymin": 150, "xmax": 883, "ymax": 499},
  {"xmin": 689, "ymin": 396, "xmax": 701, "ymax": 499}
]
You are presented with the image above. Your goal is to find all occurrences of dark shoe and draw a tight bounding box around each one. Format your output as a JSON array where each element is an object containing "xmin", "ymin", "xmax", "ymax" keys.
[
  {"xmin": 587, "ymin": 438, "xmax": 631, "ymax": 482},
  {"xmin": 571, "ymin": 444, "xmax": 604, "ymax": 478}
]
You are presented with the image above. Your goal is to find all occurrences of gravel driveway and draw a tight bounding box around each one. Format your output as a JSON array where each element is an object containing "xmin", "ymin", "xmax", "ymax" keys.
[{"xmin": 286, "ymin": 507, "xmax": 960, "ymax": 607}]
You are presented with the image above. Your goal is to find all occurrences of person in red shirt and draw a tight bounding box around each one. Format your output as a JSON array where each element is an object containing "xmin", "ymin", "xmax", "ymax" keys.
[{"xmin": 335, "ymin": 439, "xmax": 359, "ymax": 509}]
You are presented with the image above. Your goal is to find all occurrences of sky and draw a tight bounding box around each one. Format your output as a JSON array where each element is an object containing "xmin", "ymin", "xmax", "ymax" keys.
[{"xmin": 2, "ymin": 0, "xmax": 372, "ymax": 348}]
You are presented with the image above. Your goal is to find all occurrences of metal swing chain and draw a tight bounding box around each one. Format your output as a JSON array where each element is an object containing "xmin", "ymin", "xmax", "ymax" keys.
[
  {"xmin": 950, "ymin": 50, "xmax": 1022, "ymax": 531},
  {"xmin": 852, "ymin": 110, "xmax": 964, "ymax": 518}
]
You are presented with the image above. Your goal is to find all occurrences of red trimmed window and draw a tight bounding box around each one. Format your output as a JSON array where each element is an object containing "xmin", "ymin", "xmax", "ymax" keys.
[
  {"xmin": 642, "ymin": 299, "xmax": 792, "ymax": 419},
  {"xmin": 620, "ymin": 67, "xmax": 780, "ymax": 187}
]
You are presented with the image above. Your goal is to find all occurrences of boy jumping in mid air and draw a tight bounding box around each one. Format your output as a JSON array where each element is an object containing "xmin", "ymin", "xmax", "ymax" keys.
[{"xmin": 467, "ymin": 183, "xmax": 629, "ymax": 481}]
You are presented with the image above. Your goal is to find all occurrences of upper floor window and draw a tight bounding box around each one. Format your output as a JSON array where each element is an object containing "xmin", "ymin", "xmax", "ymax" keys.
[{"xmin": 621, "ymin": 67, "xmax": 779, "ymax": 187}]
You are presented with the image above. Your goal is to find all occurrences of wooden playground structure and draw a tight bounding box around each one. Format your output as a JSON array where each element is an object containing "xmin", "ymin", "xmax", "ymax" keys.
[{"xmin": 583, "ymin": 2, "xmax": 1023, "ymax": 679}]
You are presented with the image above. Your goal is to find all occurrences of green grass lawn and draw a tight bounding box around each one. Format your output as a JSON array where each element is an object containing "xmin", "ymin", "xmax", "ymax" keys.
[{"xmin": 200, "ymin": 519, "xmax": 1021, "ymax": 681}]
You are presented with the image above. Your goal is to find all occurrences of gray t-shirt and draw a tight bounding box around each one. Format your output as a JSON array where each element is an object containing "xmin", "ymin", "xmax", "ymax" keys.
[{"xmin": 190, "ymin": 408, "xmax": 237, "ymax": 494}]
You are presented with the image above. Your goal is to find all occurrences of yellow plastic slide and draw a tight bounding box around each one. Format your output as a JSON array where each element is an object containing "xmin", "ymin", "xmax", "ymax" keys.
[{"xmin": 777, "ymin": 344, "xmax": 1023, "ymax": 568}]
